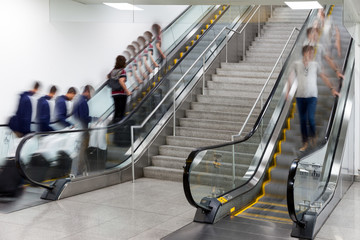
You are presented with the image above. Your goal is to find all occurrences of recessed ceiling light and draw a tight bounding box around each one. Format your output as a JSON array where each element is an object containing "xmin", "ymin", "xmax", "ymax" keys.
[
  {"xmin": 103, "ymin": 3, "xmax": 144, "ymax": 11},
  {"xmin": 285, "ymin": 1, "xmax": 323, "ymax": 9}
]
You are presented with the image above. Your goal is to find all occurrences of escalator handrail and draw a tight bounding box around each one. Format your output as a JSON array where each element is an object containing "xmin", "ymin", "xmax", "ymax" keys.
[
  {"xmin": 13, "ymin": 5, "xmax": 230, "ymax": 191},
  {"xmin": 286, "ymin": 37, "xmax": 353, "ymax": 226},
  {"xmin": 183, "ymin": 8, "xmax": 313, "ymax": 210},
  {"xmin": 93, "ymin": 5, "xmax": 215, "ymax": 96}
]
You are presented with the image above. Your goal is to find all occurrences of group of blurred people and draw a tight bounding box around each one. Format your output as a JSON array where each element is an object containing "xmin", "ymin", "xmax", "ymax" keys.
[
  {"xmin": 287, "ymin": 8, "xmax": 344, "ymax": 152},
  {"xmin": 108, "ymin": 23, "xmax": 166, "ymax": 123},
  {"xmin": 9, "ymin": 81, "xmax": 95, "ymax": 138}
]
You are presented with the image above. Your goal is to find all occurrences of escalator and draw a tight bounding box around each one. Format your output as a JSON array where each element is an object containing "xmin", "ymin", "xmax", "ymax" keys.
[
  {"xmin": 165, "ymin": 5, "xmax": 354, "ymax": 240},
  {"xmin": 5, "ymin": 5, "xmax": 254, "ymax": 201}
]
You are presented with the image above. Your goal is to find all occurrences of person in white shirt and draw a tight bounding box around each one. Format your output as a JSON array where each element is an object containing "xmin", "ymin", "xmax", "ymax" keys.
[{"xmin": 288, "ymin": 45, "xmax": 339, "ymax": 151}]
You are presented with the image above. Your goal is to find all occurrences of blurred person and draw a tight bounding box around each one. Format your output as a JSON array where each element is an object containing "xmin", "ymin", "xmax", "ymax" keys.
[
  {"xmin": 152, "ymin": 23, "xmax": 166, "ymax": 61},
  {"xmin": 315, "ymin": 8, "xmax": 342, "ymax": 58},
  {"xmin": 71, "ymin": 85, "xmax": 95, "ymax": 176},
  {"xmin": 287, "ymin": 45, "xmax": 339, "ymax": 151},
  {"xmin": 148, "ymin": 44, "xmax": 159, "ymax": 68},
  {"xmin": 36, "ymin": 85, "xmax": 57, "ymax": 132},
  {"xmin": 304, "ymin": 27, "xmax": 344, "ymax": 79},
  {"xmin": 9, "ymin": 81, "xmax": 41, "ymax": 137},
  {"xmin": 132, "ymin": 60, "xmax": 144, "ymax": 86},
  {"xmin": 73, "ymin": 85, "xmax": 95, "ymax": 129},
  {"xmin": 108, "ymin": 55, "xmax": 132, "ymax": 123},
  {"xmin": 55, "ymin": 87, "xmax": 77, "ymax": 129}
]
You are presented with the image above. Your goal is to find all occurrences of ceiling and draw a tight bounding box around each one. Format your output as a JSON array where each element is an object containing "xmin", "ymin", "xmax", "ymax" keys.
[{"xmin": 72, "ymin": 0, "xmax": 344, "ymax": 5}]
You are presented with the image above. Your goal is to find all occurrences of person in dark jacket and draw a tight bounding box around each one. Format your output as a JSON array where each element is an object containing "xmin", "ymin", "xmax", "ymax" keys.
[
  {"xmin": 73, "ymin": 85, "xmax": 94, "ymax": 129},
  {"xmin": 36, "ymin": 85, "xmax": 57, "ymax": 132},
  {"xmin": 9, "ymin": 81, "xmax": 40, "ymax": 137},
  {"xmin": 55, "ymin": 87, "xmax": 77, "ymax": 129}
]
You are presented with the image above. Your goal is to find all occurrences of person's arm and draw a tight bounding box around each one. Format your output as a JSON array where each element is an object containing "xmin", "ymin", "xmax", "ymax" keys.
[
  {"xmin": 133, "ymin": 71, "xmax": 143, "ymax": 85},
  {"xmin": 286, "ymin": 70, "xmax": 295, "ymax": 100},
  {"xmin": 143, "ymin": 56, "xmax": 153, "ymax": 73},
  {"xmin": 119, "ymin": 77, "xmax": 132, "ymax": 96},
  {"xmin": 156, "ymin": 42, "xmax": 166, "ymax": 59},
  {"xmin": 324, "ymin": 55, "xmax": 344, "ymax": 79},
  {"xmin": 56, "ymin": 101, "xmax": 71, "ymax": 127},
  {"xmin": 149, "ymin": 52, "xmax": 159, "ymax": 68},
  {"xmin": 335, "ymin": 26, "xmax": 341, "ymax": 58},
  {"xmin": 319, "ymin": 72, "xmax": 339, "ymax": 97}
]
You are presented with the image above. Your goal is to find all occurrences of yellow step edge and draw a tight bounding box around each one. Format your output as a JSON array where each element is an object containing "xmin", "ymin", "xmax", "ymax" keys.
[
  {"xmin": 174, "ymin": 58, "xmax": 177, "ymax": 64},
  {"xmin": 251, "ymin": 207, "xmax": 288, "ymax": 214},
  {"xmin": 210, "ymin": 19, "xmax": 214, "ymax": 24},
  {"xmin": 241, "ymin": 212, "xmax": 292, "ymax": 223},
  {"xmin": 206, "ymin": 24, "xmax": 209, "ymax": 29},
  {"xmin": 190, "ymin": 40, "xmax": 194, "ymax": 46},
  {"xmin": 185, "ymin": 46, "xmax": 189, "ymax": 51},
  {"xmin": 214, "ymin": 15, "xmax": 218, "ymax": 20},
  {"xmin": 223, "ymin": 6, "xmax": 226, "ymax": 10},
  {"xmin": 219, "ymin": 10, "xmax": 222, "ymax": 15},
  {"xmin": 196, "ymin": 35, "xmax": 199, "ymax": 40},
  {"xmin": 237, "ymin": 215, "xmax": 292, "ymax": 225},
  {"xmin": 179, "ymin": 52, "xmax": 183, "ymax": 58},
  {"xmin": 201, "ymin": 29, "xmax": 204, "ymax": 34}
]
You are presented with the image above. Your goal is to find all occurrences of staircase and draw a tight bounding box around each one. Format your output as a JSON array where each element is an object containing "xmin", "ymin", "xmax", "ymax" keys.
[{"xmin": 144, "ymin": 7, "xmax": 309, "ymax": 182}]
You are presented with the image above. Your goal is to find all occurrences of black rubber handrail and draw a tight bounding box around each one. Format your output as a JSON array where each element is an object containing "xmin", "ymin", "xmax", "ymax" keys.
[
  {"xmin": 286, "ymin": 37, "xmax": 353, "ymax": 226},
  {"xmin": 183, "ymin": 7, "xmax": 313, "ymax": 210},
  {"xmin": 14, "ymin": 5, "xmax": 230, "ymax": 190}
]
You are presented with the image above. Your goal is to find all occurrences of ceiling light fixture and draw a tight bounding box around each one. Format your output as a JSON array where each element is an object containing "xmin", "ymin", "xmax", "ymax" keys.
[
  {"xmin": 284, "ymin": 1, "xmax": 323, "ymax": 9},
  {"xmin": 103, "ymin": 3, "xmax": 144, "ymax": 11}
]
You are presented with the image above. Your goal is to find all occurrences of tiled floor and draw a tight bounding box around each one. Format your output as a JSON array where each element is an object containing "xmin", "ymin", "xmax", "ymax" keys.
[
  {"xmin": 0, "ymin": 179, "xmax": 358, "ymax": 240},
  {"xmin": 0, "ymin": 178, "xmax": 195, "ymax": 240},
  {"xmin": 315, "ymin": 181, "xmax": 360, "ymax": 240}
]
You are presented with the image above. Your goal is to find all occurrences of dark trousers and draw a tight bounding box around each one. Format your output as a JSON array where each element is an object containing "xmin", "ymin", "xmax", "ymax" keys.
[
  {"xmin": 112, "ymin": 94, "xmax": 128, "ymax": 122},
  {"xmin": 296, "ymin": 97, "xmax": 317, "ymax": 143}
]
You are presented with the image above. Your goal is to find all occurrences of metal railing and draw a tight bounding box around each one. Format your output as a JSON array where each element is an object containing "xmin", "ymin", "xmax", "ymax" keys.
[
  {"xmin": 229, "ymin": 27, "xmax": 300, "ymax": 185},
  {"xmin": 130, "ymin": 6, "xmax": 262, "ymax": 182}
]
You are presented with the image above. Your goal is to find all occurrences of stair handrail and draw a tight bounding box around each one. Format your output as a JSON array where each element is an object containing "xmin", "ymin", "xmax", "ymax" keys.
[
  {"xmin": 130, "ymin": 5, "xmax": 261, "ymax": 183},
  {"xmin": 232, "ymin": 27, "xmax": 300, "ymax": 142},
  {"xmin": 286, "ymin": 37, "xmax": 353, "ymax": 228}
]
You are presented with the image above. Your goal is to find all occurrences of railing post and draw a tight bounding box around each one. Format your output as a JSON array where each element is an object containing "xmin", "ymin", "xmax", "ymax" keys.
[
  {"xmin": 231, "ymin": 135, "xmax": 236, "ymax": 188},
  {"xmin": 243, "ymin": 31, "xmax": 246, "ymax": 61},
  {"xmin": 226, "ymin": 34, "xmax": 229, "ymax": 63},
  {"xmin": 131, "ymin": 126, "xmax": 135, "ymax": 183},
  {"xmin": 202, "ymin": 55, "xmax": 206, "ymax": 95},
  {"xmin": 271, "ymin": 5, "xmax": 273, "ymax": 18},
  {"xmin": 258, "ymin": 7, "xmax": 261, "ymax": 38},
  {"xmin": 173, "ymin": 90, "xmax": 176, "ymax": 136}
]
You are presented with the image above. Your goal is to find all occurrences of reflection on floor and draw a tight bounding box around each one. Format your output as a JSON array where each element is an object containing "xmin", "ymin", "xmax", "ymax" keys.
[
  {"xmin": 0, "ymin": 186, "xmax": 49, "ymax": 214},
  {"xmin": 0, "ymin": 179, "xmax": 358, "ymax": 239},
  {"xmin": 0, "ymin": 178, "xmax": 195, "ymax": 239}
]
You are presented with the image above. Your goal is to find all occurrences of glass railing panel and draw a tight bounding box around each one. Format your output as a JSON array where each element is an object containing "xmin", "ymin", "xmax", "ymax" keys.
[
  {"xmin": 161, "ymin": 5, "xmax": 213, "ymax": 57},
  {"xmin": 0, "ymin": 126, "xmax": 16, "ymax": 166},
  {"xmin": 293, "ymin": 41, "xmax": 354, "ymax": 219}
]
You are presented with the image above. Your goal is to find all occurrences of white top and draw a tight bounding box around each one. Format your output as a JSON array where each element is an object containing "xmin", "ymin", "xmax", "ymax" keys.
[{"xmin": 292, "ymin": 60, "xmax": 320, "ymax": 98}]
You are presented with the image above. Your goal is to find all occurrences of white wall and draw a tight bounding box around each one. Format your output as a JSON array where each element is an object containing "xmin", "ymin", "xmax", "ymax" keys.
[{"xmin": 0, "ymin": 0, "xmax": 187, "ymax": 123}]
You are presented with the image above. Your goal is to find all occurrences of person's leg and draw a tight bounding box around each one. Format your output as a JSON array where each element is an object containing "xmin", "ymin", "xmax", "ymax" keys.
[
  {"xmin": 307, "ymin": 97, "xmax": 317, "ymax": 144},
  {"xmin": 112, "ymin": 95, "xmax": 121, "ymax": 122},
  {"xmin": 297, "ymin": 98, "xmax": 308, "ymax": 144},
  {"xmin": 118, "ymin": 95, "xmax": 128, "ymax": 120}
]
